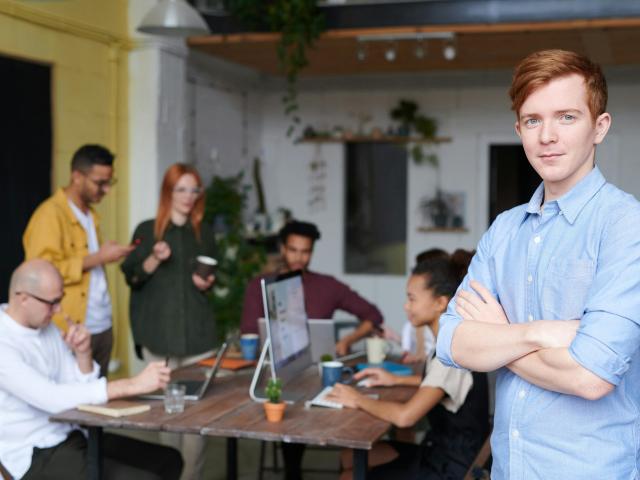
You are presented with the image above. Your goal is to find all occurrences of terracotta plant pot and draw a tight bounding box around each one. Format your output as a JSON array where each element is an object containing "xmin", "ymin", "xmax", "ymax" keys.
[{"xmin": 264, "ymin": 401, "xmax": 286, "ymax": 422}]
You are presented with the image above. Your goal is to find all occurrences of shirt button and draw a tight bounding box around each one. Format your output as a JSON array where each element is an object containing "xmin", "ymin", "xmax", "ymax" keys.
[
  {"xmin": 533, "ymin": 236, "xmax": 541, "ymax": 244},
  {"xmin": 527, "ymin": 274, "xmax": 533, "ymax": 283},
  {"xmin": 528, "ymin": 314, "xmax": 533, "ymax": 322},
  {"xmin": 519, "ymin": 390, "xmax": 526, "ymax": 399},
  {"xmin": 512, "ymin": 429, "xmax": 520, "ymax": 438}
]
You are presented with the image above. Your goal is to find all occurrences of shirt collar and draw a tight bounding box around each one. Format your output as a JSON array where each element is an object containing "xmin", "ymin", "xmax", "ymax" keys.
[
  {"xmin": 525, "ymin": 167, "xmax": 606, "ymax": 225},
  {"xmin": 556, "ymin": 167, "xmax": 607, "ymax": 224}
]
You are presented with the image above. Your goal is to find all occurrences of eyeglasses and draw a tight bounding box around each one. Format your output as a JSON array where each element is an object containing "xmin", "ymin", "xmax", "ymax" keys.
[
  {"xmin": 16, "ymin": 291, "xmax": 64, "ymax": 307},
  {"xmin": 173, "ymin": 187, "xmax": 203, "ymax": 196},
  {"xmin": 86, "ymin": 176, "xmax": 118, "ymax": 189}
]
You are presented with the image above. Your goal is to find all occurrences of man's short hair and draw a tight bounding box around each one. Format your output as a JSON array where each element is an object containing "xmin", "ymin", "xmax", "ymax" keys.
[
  {"xmin": 509, "ymin": 49, "xmax": 608, "ymax": 121},
  {"xmin": 71, "ymin": 144, "xmax": 115, "ymax": 173},
  {"xmin": 279, "ymin": 220, "xmax": 321, "ymax": 244}
]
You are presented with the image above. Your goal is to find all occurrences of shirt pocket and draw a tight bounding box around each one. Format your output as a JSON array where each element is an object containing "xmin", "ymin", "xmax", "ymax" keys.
[{"xmin": 542, "ymin": 257, "xmax": 595, "ymax": 319}]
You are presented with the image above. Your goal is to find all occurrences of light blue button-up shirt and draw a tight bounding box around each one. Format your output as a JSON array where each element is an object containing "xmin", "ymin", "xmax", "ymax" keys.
[{"xmin": 437, "ymin": 167, "xmax": 640, "ymax": 479}]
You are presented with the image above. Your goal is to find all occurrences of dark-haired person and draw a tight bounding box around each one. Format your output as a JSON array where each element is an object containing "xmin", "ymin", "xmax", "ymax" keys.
[
  {"xmin": 241, "ymin": 220, "xmax": 384, "ymax": 356},
  {"xmin": 121, "ymin": 163, "xmax": 217, "ymax": 480},
  {"xmin": 400, "ymin": 248, "xmax": 454, "ymax": 364},
  {"xmin": 23, "ymin": 144, "xmax": 133, "ymax": 377},
  {"xmin": 437, "ymin": 50, "xmax": 640, "ymax": 478},
  {"xmin": 328, "ymin": 253, "xmax": 489, "ymax": 480}
]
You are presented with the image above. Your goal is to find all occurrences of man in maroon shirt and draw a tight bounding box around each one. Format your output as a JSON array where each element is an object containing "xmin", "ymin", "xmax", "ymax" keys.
[{"xmin": 241, "ymin": 220, "xmax": 384, "ymax": 356}]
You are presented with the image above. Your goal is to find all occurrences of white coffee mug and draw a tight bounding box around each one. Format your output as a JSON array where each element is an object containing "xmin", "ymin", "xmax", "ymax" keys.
[{"xmin": 366, "ymin": 337, "xmax": 388, "ymax": 364}]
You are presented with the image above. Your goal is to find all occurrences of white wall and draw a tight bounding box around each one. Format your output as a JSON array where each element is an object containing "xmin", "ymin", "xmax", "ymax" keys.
[
  {"xmin": 256, "ymin": 71, "xmax": 640, "ymax": 335},
  {"xmin": 187, "ymin": 52, "xmax": 264, "ymax": 192},
  {"xmin": 145, "ymin": 50, "xmax": 640, "ymax": 339}
]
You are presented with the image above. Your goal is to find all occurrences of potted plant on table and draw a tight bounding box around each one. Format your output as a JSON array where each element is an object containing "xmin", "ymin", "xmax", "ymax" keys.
[{"xmin": 264, "ymin": 378, "xmax": 286, "ymax": 422}]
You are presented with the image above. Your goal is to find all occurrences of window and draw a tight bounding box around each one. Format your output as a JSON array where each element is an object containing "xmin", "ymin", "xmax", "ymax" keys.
[{"xmin": 345, "ymin": 143, "xmax": 407, "ymax": 275}]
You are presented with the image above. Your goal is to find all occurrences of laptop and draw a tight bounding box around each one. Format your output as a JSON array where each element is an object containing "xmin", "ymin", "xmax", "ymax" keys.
[
  {"xmin": 258, "ymin": 318, "xmax": 336, "ymax": 363},
  {"xmin": 140, "ymin": 342, "xmax": 229, "ymax": 401}
]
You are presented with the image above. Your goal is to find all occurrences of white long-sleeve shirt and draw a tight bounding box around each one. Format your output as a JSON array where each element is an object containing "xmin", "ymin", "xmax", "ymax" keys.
[{"xmin": 0, "ymin": 305, "xmax": 108, "ymax": 479}]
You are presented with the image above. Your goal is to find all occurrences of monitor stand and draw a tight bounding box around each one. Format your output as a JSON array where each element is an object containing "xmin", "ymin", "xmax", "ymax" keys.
[{"xmin": 249, "ymin": 338, "xmax": 304, "ymax": 404}]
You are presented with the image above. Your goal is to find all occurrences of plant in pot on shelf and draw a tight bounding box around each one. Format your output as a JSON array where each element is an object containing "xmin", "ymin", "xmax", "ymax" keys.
[
  {"xmin": 264, "ymin": 377, "xmax": 286, "ymax": 422},
  {"xmin": 390, "ymin": 99, "xmax": 418, "ymax": 136},
  {"xmin": 420, "ymin": 190, "xmax": 451, "ymax": 228}
]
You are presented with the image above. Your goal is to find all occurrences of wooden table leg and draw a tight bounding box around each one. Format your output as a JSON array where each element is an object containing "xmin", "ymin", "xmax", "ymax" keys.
[
  {"xmin": 226, "ymin": 437, "xmax": 238, "ymax": 480},
  {"xmin": 87, "ymin": 426, "xmax": 103, "ymax": 480},
  {"xmin": 353, "ymin": 449, "xmax": 368, "ymax": 480}
]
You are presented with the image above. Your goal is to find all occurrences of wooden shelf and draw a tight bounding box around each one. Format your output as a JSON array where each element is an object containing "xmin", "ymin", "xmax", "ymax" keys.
[
  {"xmin": 417, "ymin": 227, "xmax": 468, "ymax": 233},
  {"xmin": 297, "ymin": 136, "xmax": 452, "ymax": 144}
]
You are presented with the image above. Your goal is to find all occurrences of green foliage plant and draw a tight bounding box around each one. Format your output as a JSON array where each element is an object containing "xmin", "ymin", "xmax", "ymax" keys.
[
  {"xmin": 390, "ymin": 98, "xmax": 440, "ymax": 165},
  {"xmin": 265, "ymin": 377, "xmax": 283, "ymax": 403},
  {"xmin": 390, "ymin": 99, "xmax": 418, "ymax": 132},
  {"xmin": 204, "ymin": 173, "xmax": 266, "ymax": 341},
  {"xmin": 224, "ymin": 0, "xmax": 325, "ymax": 137}
]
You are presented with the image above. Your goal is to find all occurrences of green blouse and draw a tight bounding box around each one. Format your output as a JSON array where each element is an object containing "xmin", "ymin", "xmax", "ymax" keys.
[{"xmin": 121, "ymin": 220, "xmax": 218, "ymax": 356}]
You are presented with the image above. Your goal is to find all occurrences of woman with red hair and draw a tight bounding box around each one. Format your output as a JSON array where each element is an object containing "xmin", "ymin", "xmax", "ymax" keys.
[{"xmin": 121, "ymin": 163, "xmax": 217, "ymax": 479}]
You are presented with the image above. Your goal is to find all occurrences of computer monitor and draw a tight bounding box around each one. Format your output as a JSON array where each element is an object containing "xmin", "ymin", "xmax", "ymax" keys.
[{"xmin": 260, "ymin": 270, "xmax": 313, "ymax": 386}]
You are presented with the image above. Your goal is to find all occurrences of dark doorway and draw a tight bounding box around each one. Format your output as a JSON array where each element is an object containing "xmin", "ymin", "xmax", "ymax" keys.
[
  {"xmin": 0, "ymin": 55, "xmax": 52, "ymax": 302},
  {"xmin": 345, "ymin": 142, "xmax": 407, "ymax": 275},
  {"xmin": 489, "ymin": 145, "xmax": 540, "ymax": 225}
]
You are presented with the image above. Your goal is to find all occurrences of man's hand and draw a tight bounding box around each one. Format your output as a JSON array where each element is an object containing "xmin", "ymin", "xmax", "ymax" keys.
[
  {"xmin": 63, "ymin": 316, "xmax": 92, "ymax": 356},
  {"xmin": 354, "ymin": 367, "xmax": 397, "ymax": 387},
  {"xmin": 98, "ymin": 240, "xmax": 135, "ymax": 264},
  {"xmin": 335, "ymin": 339, "xmax": 350, "ymax": 357},
  {"xmin": 152, "ymin": 241, "xmax": 171, "ymax": 262},
  {"xmin": 131, "ymin": 362, "xmax": 171, "ymax": 395},
  {"xmin": 325, "ymin": 383, "xmax": 362, "ymax": 409},
  {"xmin": 192, "ymin": 273, "xmax": 215, "ymax": 291},
  {"xmin": 63, "ymin": 316, "xmax": 93, "ymax": 374},
  {"xmin": 456, "ymin": 280, "xmax": 509, "ymax": 324},
  {"xmin": 107, "ymin": 362, "xmax": 172, "ymax": 400}
]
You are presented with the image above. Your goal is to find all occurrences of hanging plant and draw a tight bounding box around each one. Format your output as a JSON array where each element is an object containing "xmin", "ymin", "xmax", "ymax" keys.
[{"xmin": 224, "ymin": 0, "xmax": 325, "ymax": 137}]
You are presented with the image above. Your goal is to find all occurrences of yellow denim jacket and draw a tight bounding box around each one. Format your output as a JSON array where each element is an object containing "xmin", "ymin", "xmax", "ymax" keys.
[{"xmin": 23, "ymin": 188, "xmax": 102, "ymax": 331}]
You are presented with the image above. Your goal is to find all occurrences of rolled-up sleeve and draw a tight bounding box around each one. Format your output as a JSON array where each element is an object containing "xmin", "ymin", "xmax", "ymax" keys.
[
  {"xmin": 437, "ymin": 219, "xmax": 500, "ymax": 368},
  {"xmin": 569, "ymin": 207, "xmax": 640, "ymax": 385}
]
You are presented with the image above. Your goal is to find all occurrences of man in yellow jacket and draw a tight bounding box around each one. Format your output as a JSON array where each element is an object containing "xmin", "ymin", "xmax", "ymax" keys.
[{"xmin": 23, "ymin": 145, "xmax": 133, "ymax": 376}]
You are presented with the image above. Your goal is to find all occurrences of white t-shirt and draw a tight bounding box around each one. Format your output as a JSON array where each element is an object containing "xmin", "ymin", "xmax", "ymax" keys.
[
  {"xmin": 0, "ymin": 305, "xmax": 107, "ymax": 478},
  {"xmin": 401, "ymin": 321, "xmax": 436, "ymax": 358},
  {"xmin": 421, "ymin": 353, "xmax": 473, "ymax": 414},
  {"xmin": 68, "ymin": 200, "xmax": 112, "ymax": 334}
]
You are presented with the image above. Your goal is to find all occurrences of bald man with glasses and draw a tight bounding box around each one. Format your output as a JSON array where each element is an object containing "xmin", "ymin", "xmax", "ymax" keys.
[
  {"xmin": 23, "ymin": 144, "xmax": 134, "ymax": 377},
  {"xmin": 0, "ymin": 259, "xmax": 183, "ymax": 480}
]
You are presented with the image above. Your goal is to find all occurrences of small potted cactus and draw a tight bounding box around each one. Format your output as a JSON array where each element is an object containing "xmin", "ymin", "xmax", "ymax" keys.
[{"xmin": 263, "ymin": 378, "xmax": 286, "ymax": 422}]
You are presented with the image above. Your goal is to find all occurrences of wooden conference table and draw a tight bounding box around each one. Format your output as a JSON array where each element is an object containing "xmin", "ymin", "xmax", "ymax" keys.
[{"xmin": 50, "ymin": 362, "xmax": 417, "ymax": 480}]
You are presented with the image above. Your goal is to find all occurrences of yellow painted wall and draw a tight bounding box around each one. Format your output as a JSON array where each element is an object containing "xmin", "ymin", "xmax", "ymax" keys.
[{"xmin": 0, "ymin": 0, "xmax": 132, "ymax": 376}]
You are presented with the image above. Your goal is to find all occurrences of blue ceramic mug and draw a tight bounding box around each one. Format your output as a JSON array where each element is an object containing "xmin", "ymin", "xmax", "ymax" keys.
[
  {"xmin": 240, "ymin": 334, "xmax": 259, "ymax": 360},
  {"xmin": 321, "ymin": 361, "xmax": 354, "ymax": 388}
]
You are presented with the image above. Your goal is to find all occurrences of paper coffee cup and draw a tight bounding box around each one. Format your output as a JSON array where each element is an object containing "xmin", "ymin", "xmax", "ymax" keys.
[{"xmin": 194, "ymin": 255, "xmax": 217, "ymax": 279}]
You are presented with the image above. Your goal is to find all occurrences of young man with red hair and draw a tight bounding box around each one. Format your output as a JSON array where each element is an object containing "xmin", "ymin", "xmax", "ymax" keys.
[{"xmin": 437, "ymin": 50, "xmax": 640, "ymax": 478}]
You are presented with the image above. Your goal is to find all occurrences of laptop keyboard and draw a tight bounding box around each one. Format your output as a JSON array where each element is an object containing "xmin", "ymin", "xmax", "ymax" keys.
[{"xmin": 306, "ymin": 386, "xmax": 343, "ymax": 409}]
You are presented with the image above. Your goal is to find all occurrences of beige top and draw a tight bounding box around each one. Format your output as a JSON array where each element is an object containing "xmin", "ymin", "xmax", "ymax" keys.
[{"xmin": 421, "ymin": 354, "xmax": 473, "ymax": 413}]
